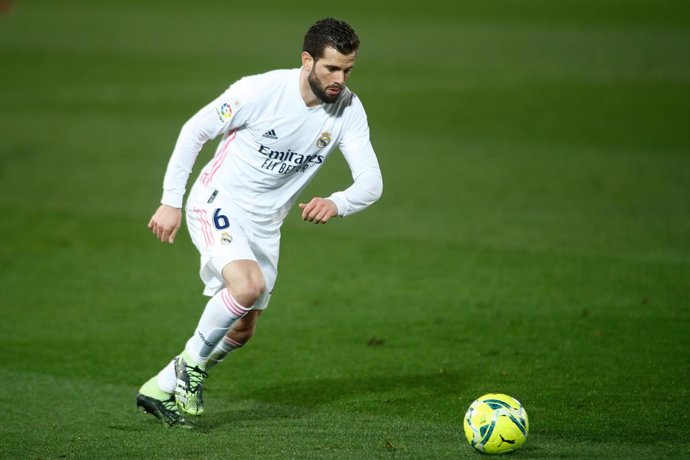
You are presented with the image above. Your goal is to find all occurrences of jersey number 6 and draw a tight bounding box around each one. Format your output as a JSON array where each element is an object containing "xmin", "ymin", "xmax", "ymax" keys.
[{"xmin": 213, "ymin": 208, "xmax": 230, "ymax": 230}]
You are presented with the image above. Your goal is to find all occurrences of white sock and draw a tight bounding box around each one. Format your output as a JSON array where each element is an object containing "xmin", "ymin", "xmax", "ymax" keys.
[
  {"xmin": 156, "ymin": 359, "xmax": 177, "ymax": 394},
  {"xmin": 184, "ymin": 288, "xmax": 252, "ymax": 367},
  {"xmin": 206, "ymin": 336, "xmax": 244, "ymax": 371}
]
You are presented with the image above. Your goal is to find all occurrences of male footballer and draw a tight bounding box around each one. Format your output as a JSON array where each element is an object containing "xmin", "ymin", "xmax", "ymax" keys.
[{"xmin": 136, "ymin": 18, "xmax": 383, "ymax": 426}]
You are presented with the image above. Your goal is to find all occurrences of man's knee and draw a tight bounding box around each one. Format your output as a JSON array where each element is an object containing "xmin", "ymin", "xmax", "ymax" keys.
[
  {"xmin": 222, "ymin": 260, "xmax": 266, "ymax": 307},
  {"xmin": 233, "ymin": 276, "xmax": 265, "ymax": 306}
]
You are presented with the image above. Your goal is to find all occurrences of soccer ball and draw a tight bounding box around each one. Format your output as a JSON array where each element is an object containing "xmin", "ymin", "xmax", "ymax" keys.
[{"xmin": 463, "ymin": 393, "xmax": 529, "ymax": 455}]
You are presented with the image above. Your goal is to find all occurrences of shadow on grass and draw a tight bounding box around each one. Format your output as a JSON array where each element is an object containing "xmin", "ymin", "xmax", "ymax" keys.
[{"xmin": 194, "ymin": 370, "xmax": 465, "ymax": 431}]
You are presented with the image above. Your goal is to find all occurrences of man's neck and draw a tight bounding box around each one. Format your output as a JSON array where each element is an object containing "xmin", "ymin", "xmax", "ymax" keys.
[{"xmin": 299, "ymin": 69, "xmax": 321, "ymax": 108}]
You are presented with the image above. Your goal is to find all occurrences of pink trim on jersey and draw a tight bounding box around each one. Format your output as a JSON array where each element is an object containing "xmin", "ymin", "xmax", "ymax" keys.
[
  {"xmin": 200, "ymin": 128, "xmax": 237, "ymax": 187},
  {"xmin": 192, "ymin": 208, "xmax": 213, "ymax": 248},
  {"xmin": 221, "ymin": 288, "xmax": 250, "ymax": 318}
]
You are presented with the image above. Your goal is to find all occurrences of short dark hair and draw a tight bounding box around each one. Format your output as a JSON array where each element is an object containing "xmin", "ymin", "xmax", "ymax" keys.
[{"xmin": 303, "ymin": 18, "xmax": 360, "ymax": 60}]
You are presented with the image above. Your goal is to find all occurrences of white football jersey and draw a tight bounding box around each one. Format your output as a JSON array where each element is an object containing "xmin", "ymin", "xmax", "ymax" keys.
[{"xmin": 161, "ymin": 68, "xmax": 382, "ymax": 225}]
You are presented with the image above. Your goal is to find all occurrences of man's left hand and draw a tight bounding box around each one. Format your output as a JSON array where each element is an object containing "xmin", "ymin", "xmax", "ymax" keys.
[{"xmin": 298, "ymin": 197, "xmax": 338, "ymax": 224}]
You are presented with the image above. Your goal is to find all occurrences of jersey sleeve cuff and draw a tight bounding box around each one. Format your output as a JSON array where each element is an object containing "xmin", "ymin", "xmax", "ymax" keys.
[
  {"xmin": 327, "ymin": 192, "xmax": 348, "ymax": 217},
  {"xmin": 161, "ymin": 190, "xmax": 184, "ymax": 209}
]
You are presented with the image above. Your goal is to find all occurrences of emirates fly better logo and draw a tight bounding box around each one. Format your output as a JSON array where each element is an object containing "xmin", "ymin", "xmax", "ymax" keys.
[{"xmin": 257, "ymin": 144, "xmax": 325, "ymax": 176}]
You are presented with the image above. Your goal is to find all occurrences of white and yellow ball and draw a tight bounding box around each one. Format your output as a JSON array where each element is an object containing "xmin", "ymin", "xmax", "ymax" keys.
[{"xmin": 463, "ymin": 393, "xmax": 529, "ymax": 455}]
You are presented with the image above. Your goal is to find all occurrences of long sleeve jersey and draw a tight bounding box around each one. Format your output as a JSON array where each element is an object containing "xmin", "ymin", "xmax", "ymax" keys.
[{"xmin": 160, "ymin": 68, "xmax": 383, "ymax": 227}]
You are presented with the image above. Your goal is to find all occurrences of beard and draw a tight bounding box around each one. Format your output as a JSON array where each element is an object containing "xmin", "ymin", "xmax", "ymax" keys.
[{"xmin": 308, "ymin": 68, "xmax": 342, "ymax": 104}]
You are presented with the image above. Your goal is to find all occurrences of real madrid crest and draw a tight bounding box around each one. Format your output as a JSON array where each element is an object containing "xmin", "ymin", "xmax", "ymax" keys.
[
  {"xmin": 316, "ymin": 131, "xmax": 331, "ymax": 148},
  {"xmin": 220, "ymin": 232, "xmax": 233, "ymax": 245}
]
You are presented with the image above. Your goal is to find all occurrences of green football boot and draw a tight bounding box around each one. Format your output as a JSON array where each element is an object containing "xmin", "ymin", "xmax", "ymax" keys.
[
  {"xmin": 174, "ymin": 353, "xmax": 208, "ymax": 416},
  {"xmin": 136, "ymin": 376, "xmax": 190, "ymax": 428}
]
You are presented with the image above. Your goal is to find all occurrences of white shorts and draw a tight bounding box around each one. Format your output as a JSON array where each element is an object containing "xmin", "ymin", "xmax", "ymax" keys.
[{"xmin": 185, "ymin": 185, "xmax": 280, "ymax": 310}]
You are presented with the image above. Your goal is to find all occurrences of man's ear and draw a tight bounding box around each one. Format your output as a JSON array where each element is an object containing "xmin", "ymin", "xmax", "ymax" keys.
[{"xmin": 301, "ymin": 52, "xmax": 314, "ymax": 72}]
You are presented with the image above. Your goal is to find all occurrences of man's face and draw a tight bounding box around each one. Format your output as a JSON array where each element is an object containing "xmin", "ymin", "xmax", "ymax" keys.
[{"xmin": 307, "ymin": 47, "xmax": 356, "ymax": 103}]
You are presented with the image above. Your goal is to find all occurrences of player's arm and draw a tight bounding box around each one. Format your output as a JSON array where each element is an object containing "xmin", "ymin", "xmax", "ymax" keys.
[
  {"xmin": 326, "ymin": 155, "xmax": 382, "ymax": 217},
  {"xmin": 149, "ymin": 91, "xmax": 240, "ymax": 243},
  {"xmin": 298, "ymin": 149, "xmax": 381, "ymax": 224},
  {"xmin": 322, "ymin": 98, "xmax": 383, "ymax": 220}
]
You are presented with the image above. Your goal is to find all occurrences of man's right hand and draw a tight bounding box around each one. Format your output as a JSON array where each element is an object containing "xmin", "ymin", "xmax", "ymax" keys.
[{"xmin": 147, "ymin": 204, "xmax": 182, "ymax": 244}]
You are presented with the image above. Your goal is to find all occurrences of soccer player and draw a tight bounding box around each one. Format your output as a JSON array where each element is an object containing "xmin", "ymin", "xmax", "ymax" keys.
[{"xmin": 136, "ymin": 18, "xmax": 383, "ymax": 427}]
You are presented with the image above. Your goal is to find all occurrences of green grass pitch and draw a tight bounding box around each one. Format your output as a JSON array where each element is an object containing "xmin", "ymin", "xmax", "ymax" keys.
[{"xmin": 1, "ymin": 0, "xmax": 689, "ymax": 458}]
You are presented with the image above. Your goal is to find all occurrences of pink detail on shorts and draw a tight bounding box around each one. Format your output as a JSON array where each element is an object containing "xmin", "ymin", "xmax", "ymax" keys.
[
  {"xmin": 221, "ymin": 288, "xmax": 250, "ymax": 318},
  {"xmin": 193, "ymin": 208, "xmax": 213, "ymax": 248},
  {"xmin": 200, "ymin": 128, "xmax": 237, "ymax": 187}
]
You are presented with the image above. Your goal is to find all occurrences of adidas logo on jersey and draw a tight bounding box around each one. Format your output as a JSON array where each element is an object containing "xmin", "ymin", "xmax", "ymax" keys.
[{"xmin": 262, "ymin": 129, "xmax": 278, "ymax": 140}]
